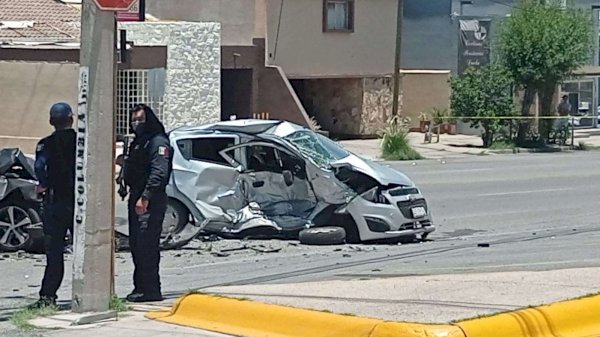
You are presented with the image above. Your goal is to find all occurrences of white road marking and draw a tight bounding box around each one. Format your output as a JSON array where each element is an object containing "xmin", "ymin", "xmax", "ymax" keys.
[{"xmin": 478, "ymin": 188, "xmax": 573, "ymax": 197}]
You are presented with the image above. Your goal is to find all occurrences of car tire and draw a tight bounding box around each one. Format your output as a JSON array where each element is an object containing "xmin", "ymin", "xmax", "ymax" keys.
[
  {"xmin": 299, "ymin": 226, "xmax": 346, "ymax": 246},
  {"xmin": 23, "ymin": 207, "xmax": 44, "ymax": 254},
  {"xmin": 0, "ymin": 201, "xmax": 41, "ymax": 252},
  {"xmin": 162, "ymin": 199, "xmax": 190, "ymax": 238}
]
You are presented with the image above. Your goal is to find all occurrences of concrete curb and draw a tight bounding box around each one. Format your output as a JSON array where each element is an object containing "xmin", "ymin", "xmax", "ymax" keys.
[
  {"xmin": 456, "ymin": 294, "xmax": 600, "ymax": 337},
  {"xmin": 487, "ymin": 146, "xmax": 572, "ymax": 155},
  {"xmin": 146, "ymin": 293, "xmax": 600, "ymax": 337},
  {"xmin": 145, "ymin": 294, "xmax": 462, "ymax": 337}
]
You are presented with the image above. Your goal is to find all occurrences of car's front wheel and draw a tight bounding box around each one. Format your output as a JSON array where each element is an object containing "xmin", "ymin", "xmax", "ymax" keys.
[
  {"xmin": 299, "ymin": 226, "xmax": 346, "ymax": 246},
  {"xmin": 0, "ymin": 201, "xmax": 41, "ymax": 252}
]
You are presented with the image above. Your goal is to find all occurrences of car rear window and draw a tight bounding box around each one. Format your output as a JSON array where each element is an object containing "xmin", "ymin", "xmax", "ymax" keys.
[{"xmin": 177, "ymin": 137, "xmax": 235, "ymax": 166}]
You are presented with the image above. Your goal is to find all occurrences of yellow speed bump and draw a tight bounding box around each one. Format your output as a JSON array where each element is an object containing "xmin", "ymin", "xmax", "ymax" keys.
[
  {"xmin": 145, "ymin": 293, "xmax": 463, "ymax": 337},
  {"xmin": 456, "ymin": 294, "xmax": 600, "ymax": 337}
]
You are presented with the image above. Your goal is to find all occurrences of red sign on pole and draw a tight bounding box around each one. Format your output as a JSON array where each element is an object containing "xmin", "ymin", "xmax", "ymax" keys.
[
  {"xmin": 117, "ymin": 0, "xmax": 141, "ymax": 21},
  {"xmin": 93, "ymin": 0, "xmax": 136, "ymax": 11}
]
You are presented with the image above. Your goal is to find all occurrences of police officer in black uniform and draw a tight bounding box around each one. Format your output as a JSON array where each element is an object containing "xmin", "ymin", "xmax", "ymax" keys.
[
  {"xmin": 122, "ymin": 104, "xmax": 171, "ymax": 302},
  {"xmin": 30, "ymin": 102, "xmax": 76, "ymax": 308}
]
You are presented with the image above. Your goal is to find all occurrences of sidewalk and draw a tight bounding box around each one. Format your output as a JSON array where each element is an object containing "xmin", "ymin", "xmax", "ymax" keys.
[
  {"xmin": 339, "ymin": 133, "xmax": 492, "ymax": 161},
  {"xmin": 26, "ymin": 267, "xmax": 600, "ymax": 336},
  {"xmin": 205, "ymin": 267, "xmax": 600, "ymax": 324},
  {"xmin": 31, "ymin": 309, "xmax": 232, "ymax": 337},
  {"xmin": 339, "ymin": 129, "xmax": 600, "ymax": 161}
]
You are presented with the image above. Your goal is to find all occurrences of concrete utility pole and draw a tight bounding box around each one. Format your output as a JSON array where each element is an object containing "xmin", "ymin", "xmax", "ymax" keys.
[
  {"xmin": 391, "ymin": 0, "xmax": 403, "ymax": 119},
  {"xmin": 592, "ymin": 5, "xmax": 600, "ymax": 129},
  {"xmin": 72, "ymin": 0, "xmax": 116, "ymax": 313}
]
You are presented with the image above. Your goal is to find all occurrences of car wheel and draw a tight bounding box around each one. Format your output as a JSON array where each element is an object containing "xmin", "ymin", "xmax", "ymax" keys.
[
  {"xmin": 23, "ymin": 208, "xmax": 44, "ymax": 253},
  {"xmin": 0, "ymin": 202, "xmax": 39, "ymax": 252},
  {"xmin": 299, "ymin": 226, "xmax": 346, "ymax": 246},
  {"xmin": 162, "ymin": 199, "xmax": 190, "ymax": 238}
]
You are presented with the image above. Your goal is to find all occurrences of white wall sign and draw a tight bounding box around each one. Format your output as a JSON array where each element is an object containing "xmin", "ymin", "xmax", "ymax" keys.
[{"xmin": 73, "ymin": 66, "xmax": 89, "ymax": 280}]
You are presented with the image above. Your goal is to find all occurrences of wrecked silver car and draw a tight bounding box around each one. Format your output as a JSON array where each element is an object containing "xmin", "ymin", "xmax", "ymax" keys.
[{"xmin": 163, "ymin": 120, "xmax": 434, "ymax": 244}]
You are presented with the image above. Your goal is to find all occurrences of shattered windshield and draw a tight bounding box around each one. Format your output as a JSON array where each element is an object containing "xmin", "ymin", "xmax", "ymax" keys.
[{"xmin": 284, "ymin": 130, "xmax": 350, "ymax": 167}]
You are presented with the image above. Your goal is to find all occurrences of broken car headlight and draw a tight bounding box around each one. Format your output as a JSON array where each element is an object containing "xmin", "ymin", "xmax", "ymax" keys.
[{"xmin": 361, "ymin": 187, "xmax": 389, "ymax": 204}]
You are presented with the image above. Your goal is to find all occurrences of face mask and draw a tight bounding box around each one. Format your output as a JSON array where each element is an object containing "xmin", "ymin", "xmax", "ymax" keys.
[{"xmin": 132, "ymin": 121, "xmax": 145, "ymax": 134}]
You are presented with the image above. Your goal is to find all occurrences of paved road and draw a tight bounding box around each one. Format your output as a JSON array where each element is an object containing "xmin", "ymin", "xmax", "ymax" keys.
[{"xmin": 2, "ymin": 152, "xmax": 600, "ymax": 333}]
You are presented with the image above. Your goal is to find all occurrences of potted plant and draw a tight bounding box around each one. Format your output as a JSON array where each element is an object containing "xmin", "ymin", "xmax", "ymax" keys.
[
  {"xmin": 445, "ymin": 110, "xmax": 457, "ymax": 135},
  {"xmin": 418, "ymin": 112, "xmax": 431, "ymax": 133},
  {"xmin": 427, "ymin": 107, "xmax": 457, "ymax": 135}
]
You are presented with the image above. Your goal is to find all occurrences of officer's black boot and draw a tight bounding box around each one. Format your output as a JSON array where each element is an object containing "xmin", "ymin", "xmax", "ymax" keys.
[
  {"xmin": 28, "ymin": 296, "xmax": 57, "ymax": 310},
  {"xmin": 126, "ymin": 290, "xmax": 143, "ymax": 302},
  {"xmin": 126, "ymin": 293, "xmax": 163, "ymax": 303}
]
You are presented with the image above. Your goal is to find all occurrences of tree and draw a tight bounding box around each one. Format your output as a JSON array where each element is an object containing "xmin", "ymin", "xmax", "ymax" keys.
[
  {"xmin": 450, "ymin": 66, "xmax": 515, "ymax": 147},
  {"xmin": 498, "ymin": 0, "xmax": 593, "ymax": 144}
]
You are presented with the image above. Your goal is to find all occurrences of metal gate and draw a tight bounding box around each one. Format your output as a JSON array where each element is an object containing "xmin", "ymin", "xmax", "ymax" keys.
[{"xmin": 116, "ymin": 68, "xmax": 166, "ymax": 137}]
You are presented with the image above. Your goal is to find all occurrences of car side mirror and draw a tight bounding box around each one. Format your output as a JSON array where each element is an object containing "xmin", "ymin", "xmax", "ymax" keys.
[{"xmin": 283, "ymin": 170, "xmax": 294, "ymax": 186}]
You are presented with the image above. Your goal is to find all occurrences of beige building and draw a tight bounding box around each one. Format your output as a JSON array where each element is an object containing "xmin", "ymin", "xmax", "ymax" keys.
[
  {"xmin": 0, "ymin": 0, "xmax": 453, "ymax": 150},
  {"xmin": 0, "ymin": 0, "xmax": 222, "ymax": 153},
  {"xmin": 147, "ymin": 0, "xmax": 451, "ymax": 137},
  {"xmin": 0, "ymin": 0, "xmax": 81, "ymax": 153}
]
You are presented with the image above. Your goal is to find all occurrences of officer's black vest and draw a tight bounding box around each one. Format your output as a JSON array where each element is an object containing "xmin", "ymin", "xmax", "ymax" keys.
[
  {"xmin": 124, "ymin": 133, "xmax": 173, "ymax": 190},
  {"xmin": 45, "ymin": 129, "xmax": 76, "ymax": 200}
]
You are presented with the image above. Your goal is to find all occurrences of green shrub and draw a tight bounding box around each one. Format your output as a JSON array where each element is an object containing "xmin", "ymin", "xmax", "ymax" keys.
[
  {"xmin": 11, "ymin": 305, "xmax": 57, "ymax": 330},
  {"xmin": 109, "ymin": 295, "xmax": 128, "ymax": 312},
  {"xmin": 380, "ymin": 116, "xmax": 423, "ymax": 161},
  {"xmin": 489, "ymin": 140, "xmax": 516, "ymax": 150}
]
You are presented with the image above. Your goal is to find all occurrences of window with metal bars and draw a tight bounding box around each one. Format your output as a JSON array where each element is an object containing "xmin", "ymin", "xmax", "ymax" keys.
[{"xmin": 116, "ymin": 69, "xmax": 166, "ymax": 137}]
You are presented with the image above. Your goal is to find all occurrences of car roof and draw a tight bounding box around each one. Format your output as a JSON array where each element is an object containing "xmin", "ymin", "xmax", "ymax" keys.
[{"xmin": 170, "ymin": 119, "xmax": 307, "ymax": 138}]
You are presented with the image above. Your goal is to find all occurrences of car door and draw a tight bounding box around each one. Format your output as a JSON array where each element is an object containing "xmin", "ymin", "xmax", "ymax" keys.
[
  {"xmin": 171, "ymin": 134, "xmax": 245, "ymax": 221},
  {"xmin": 219, "ymin": 142, "xmax": 317, "ymax": 218}
]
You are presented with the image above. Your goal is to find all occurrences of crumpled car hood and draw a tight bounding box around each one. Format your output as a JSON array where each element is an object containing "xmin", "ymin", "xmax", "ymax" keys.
[
  {"xmin": 0, "ymin": 148, "xmax": 39, "ymax": 202},
  {"xmin": 331, "ymin": 155, "xmax": 415, "ymax": 187}
]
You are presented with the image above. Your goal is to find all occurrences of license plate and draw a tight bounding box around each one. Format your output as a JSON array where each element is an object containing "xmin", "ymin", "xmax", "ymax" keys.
[{"xmin": 411, "ymin": 206, "xmax": 426, "ymax": 218}]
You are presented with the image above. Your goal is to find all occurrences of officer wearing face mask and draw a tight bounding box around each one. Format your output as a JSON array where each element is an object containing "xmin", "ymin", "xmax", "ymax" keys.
[{"xmin": 121, "ymin": 104, "xmax": 172, "ymax": 302}]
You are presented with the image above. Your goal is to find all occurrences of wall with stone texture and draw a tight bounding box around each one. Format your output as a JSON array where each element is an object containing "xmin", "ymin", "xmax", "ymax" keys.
[
  {"xmin": 362, "ymin": 77, "xmax": 395, "ymax": 136},
  {"xmin": 298, "ymin": 77, "xmax": 397, "ymax": 137},
  {"xmin": 301, "ymin": 78, "xmax": 364, "ymax": 136},
  {"xmin": 120, "ymin": 22, "xmax": 221, "ymax": 130}
]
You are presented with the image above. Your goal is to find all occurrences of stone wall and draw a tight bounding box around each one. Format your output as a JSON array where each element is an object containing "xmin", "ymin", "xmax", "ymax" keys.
[
  {"xmin": 296, "ymin": 76, "xmax": 450, "ymax": 138},
  {"xmin": 297, "ymin": 77, "xmax": 396, "ymax": 137},
  {"xmin": 362, "ymin": 77, "xmax": 395, "ymax": 136},
  {"xmin": 301, "ymin": 78, "xmax": 364, "ymax": 136},
  {"xmin": 120, "ymin": 22, "xmax": 221, "ymax": 130}
]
